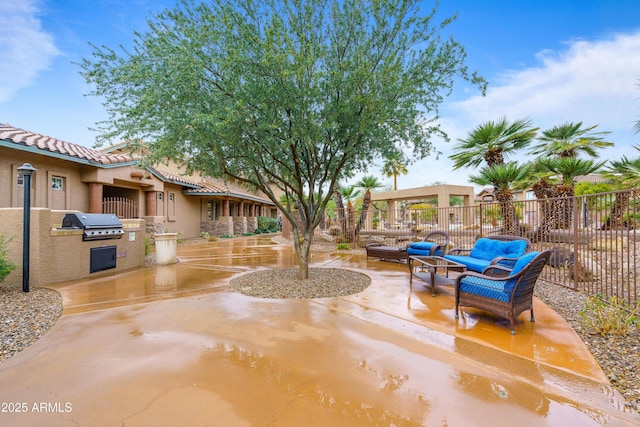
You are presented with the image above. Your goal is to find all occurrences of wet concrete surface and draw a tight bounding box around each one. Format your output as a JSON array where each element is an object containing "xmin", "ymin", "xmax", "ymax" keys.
[{"xmin": 1, "ymin": 237, "xmax": 639, "ymax": 426}]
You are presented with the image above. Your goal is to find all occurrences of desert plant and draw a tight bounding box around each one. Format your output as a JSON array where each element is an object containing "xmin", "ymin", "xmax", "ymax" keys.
[
  {"xmin": 0, "ymin": 233, "xmax": 17, "ymax": 282},
  {"xmin": 578, "ymin": 294, "xmax": 639, "ymax": 335}
]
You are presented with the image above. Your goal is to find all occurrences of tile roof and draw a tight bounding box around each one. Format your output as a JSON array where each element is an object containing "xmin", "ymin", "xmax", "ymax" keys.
[
  {"xmin": 1, "ymin": 123, "xmax": 273, "ymax": 204},
  {"xmin": 146, "ymin": 169, "xmax": 274, "ymax": 204},
  {"xmin": 0, "ymin": 123, "xmax": 137, "ymax": 165},
  {"xmin": 183, "ymin": 178, "xmax": 274, "ymax": 204},
  {"xmin": 576, "ymin": 174, "xmax": 611, "ymax": 183}
]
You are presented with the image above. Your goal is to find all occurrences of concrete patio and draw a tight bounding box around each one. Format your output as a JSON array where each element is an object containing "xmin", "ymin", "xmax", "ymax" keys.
[{"xmin": 0, "ymin": 236, "xmax": 638, "ymax": 426}]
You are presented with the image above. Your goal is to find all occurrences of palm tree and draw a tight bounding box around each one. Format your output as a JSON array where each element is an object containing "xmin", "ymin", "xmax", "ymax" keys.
[
  {"xmin": 469, "ymin": 163, "xmax": 531, "ymax": 235},
  {"xmin": 601, "ymin": 146, "xmax": 640, "ymax": 229},
  {"xmin": 354, "ymin": 175, "xmax": 383, "ymax": 236},
  {"xmin": 529, "ymin": 158, "xmax": 606, "ymax": 240},
  {"xmin": 336, "ymin": 185, "xmax": 361, "ymax": 242},
  {"xmin": 529, "ymin": 122, "xmax": 613, "ymax": 159},
  {"xmin": 381, "ymin": 153, "xmax": 409, "ymax": 190},
  {"xmin": 333, "ymin": 188, "xmax": 346, "ymax": 237},
  {"xmin": 526, "ymin": 122, "xmax": 613, "ymax": 240},
  {"xmin": 450, "ymin": 117, "xmax": 538, "ymax": 169}
]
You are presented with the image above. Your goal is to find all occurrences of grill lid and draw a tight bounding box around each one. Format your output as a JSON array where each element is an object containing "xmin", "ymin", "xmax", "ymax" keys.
[
  {"xmin": 62, "ymin": 213, "xmax": 123, "ymax": 229},
  {"xmin": 61, "ymin": 213, "xmax": 124, "ymax": 241}
]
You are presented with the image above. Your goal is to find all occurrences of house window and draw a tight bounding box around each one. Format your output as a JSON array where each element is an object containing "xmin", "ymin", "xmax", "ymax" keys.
[
  {"xmin": 168, "ymin": 192, "xmax": 176, "ymax": 220},
  {"xmin": 526, "ymin": 190, "xmax": 536, "ymax": 200},
  {"xmin": 51, "ymin": 176, "xmax": 64, "ymax": 191}
]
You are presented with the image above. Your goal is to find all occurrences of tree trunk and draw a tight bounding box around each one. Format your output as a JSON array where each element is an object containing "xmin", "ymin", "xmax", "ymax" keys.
[
  {"xmin": 529, "ymin": 178, "xmax": 558, "ymax": 242},
  {"xmin": 355, "ymin": 190, "xmax": 371, "ymax": 237},
  {"xmin": 333, "ymin": 189, "xmax": 347, "ymax": 238},
  {"xmin": 495, "ymin": 190, "xmax": 519, "ymax": 235},
  {"xmin": 603, "ymin": 191, "xmax": 631, "ymax": 230},
  {"xmin": 345, "ymin": 201, "xmax": 355, "ymax": 243},
  {"xmin": 291, "ymin": 218, "xmax": 314, "ymax": 280}
]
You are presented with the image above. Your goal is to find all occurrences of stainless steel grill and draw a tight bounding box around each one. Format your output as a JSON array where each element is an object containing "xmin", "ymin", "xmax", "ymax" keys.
[{"xmin": 61, "ymin": 213, "xmax": 124, "ymax": 241}]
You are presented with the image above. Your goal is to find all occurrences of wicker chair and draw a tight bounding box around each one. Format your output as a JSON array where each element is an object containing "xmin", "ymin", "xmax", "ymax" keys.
[{"xmin": 454, "ymin": 250, "xmax": 551, "ymax": 334}]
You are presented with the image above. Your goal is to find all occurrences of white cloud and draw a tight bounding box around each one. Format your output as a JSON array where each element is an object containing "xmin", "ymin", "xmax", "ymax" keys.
[
  {"xmin": 399, "ymin": 30, "xmax": 640, "ymax": 191},
  {"xmin": 0, "ymin": 0, "xmax": 59, "ymax": 102},
  {"xmin": 450, "ymin": 31, "xmax": 640, "ymax": 140}
]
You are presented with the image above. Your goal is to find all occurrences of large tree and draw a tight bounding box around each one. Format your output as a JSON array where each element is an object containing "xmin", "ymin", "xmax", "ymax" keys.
[{"xmin": 80, "ymin": 0, "xmax": 485, "ymax": 278}]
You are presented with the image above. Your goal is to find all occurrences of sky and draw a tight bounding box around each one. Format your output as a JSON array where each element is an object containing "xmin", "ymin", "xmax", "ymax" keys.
[{"xmin": 2, "ymin": 0, "xmax": 640, "ymax": 191}]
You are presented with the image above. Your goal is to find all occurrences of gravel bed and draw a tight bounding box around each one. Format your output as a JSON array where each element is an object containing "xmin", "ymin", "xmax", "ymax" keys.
[
  {"xmin": 230, "ymin": 268, "xmax": 370, "ymax": 299},
  {"xmin": 534, "ymin": 280, "xmax": 640, "ymax": 413},
  {"xmin": 0, "ymin": 286, "xmax": 63, "ymax": 362}
]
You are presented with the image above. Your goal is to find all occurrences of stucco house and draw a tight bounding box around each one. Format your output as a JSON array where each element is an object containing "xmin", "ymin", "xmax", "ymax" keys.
[{"xmin": 0, "ymin": 123, "xmax": 277, "ymax": 239}]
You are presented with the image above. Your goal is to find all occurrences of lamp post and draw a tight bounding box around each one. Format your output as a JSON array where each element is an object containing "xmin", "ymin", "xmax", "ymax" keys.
[{"xmin": 18, "ymin": 163, "xmax": 37, "ymax": 293}]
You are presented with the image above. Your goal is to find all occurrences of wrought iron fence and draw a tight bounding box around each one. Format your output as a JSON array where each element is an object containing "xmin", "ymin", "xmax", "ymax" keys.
[
  {"xmin": 319, "ymin": 189, "xmax": 639, "ymax": 306},
  {"xmin": 103, "ymin": 196, "xmax": 138, "ymax": 219}
]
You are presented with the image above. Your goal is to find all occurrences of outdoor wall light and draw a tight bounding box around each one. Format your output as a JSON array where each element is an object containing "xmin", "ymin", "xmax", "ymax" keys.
[{"xmin": 18, "ymin": 163, "xmax": 37, "ymax": 293}]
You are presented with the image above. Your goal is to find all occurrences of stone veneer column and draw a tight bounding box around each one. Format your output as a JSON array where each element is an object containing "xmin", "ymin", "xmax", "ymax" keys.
[{"xmin": 88, "ymin": 183, "xmax": 103, "ymax": 213}]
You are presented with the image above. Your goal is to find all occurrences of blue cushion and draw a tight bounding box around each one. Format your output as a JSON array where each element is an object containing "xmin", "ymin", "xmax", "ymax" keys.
[
  {"xmin": 496, "ymin": 240, "xmax": 527, "ymax": 258},
  {"xmin": 408, "ymin": 241, "xmax": 445, "ymax": 256},
  {"xmin": 409, "ymin": 241, "xmax": 436, "ymax": 250},
  {"xmin": 407, "ymin": 247, "xmax": 445, "ymax": 256},
  {"xmin": 504, "ymin": 252, "xmax": 539, "ymax": 293},
  {"xmin": 469, "ymin": 238, "xmax": 527, "ymax": 261},
  {"xmin": 458, "ymin": 276, "xmax": 510, "ymax": 302},
  {"xmin": 444, "ymin": 255, "xmax": 490, "ymax": 272},
  {"xmin": 469, "ymin": 238, "xmax": 498, "ymax": 261}
]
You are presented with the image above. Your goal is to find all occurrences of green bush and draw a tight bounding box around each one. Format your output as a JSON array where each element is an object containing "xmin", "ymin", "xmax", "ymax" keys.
[
  {"xmin": 257, "ymin": 216, "xmax": 278, "ymax": 233},
  {"xmin": 578, "ymin": 294, "xmax": 639, "ymax": 336},
  {"xmin": 336, "ymin": 243, "xmax": 350, "ymax": 250},
  {"xmin": 0, "ymin": 233, "xmax": 16, "ymax": 282}
]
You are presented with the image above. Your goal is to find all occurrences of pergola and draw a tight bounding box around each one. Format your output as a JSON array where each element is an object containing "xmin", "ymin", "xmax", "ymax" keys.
[{"xmin": 368, "ymin": 184, "xmax": 476, "ymax": 230}]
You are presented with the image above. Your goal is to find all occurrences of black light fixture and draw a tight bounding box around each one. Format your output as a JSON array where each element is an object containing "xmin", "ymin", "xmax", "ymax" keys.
[{"xmin": 17, "ymin": 163, "xmax": 37, "ymax": 293}]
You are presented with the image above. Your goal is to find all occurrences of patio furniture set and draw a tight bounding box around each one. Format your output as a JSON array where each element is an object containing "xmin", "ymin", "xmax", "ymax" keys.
[{"xmin": 366, "ymin": 232, "xmax": 551, "ymax": 334}]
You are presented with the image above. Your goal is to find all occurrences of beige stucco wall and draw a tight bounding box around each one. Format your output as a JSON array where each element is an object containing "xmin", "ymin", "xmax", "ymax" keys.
[
  {"xmin": 155, "ymin": 184, "xmax": 203, "ymax": 238},
  {"xmin": 0, "ymin": 147, "xmax": 90, "ymax": 210},
  {"xmin": 0, "ymin": 208, "xmax": 145, "ymax": 287}
]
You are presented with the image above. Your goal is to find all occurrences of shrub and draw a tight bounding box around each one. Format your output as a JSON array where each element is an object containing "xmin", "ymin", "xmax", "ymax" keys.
[
  {"xmin": 257, "ymin": 216, "xmax": 279, "ymax": 233},
  {"xmin": 336, "ymin": 243, "xmax": 350, "ymax": 250},
  {"xmin": 0, "ymin": 233, "xmax": 16, "ymax": 282},
  {"xmin": 578, "ymin": 294, "xmax": 639, "ymax": 336}
]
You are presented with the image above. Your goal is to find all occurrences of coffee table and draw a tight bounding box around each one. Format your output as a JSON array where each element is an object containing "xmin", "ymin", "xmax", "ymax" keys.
[{"xmin": 408, "ymin": 256, "xmax": 466, "ymax": 296}]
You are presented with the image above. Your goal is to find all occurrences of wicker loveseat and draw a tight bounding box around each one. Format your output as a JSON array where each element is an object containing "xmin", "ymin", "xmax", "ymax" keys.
[
  {"xmin": 443, "ymin": 235, "xmax": 531, "ymax": 273},
  {"xmin": 454, "ymin": 250, "xmax": 551, "ymax": 334}
]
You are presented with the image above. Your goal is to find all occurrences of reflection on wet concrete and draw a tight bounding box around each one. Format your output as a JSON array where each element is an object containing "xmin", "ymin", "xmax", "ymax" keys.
[{"xmin": 0, "ymin": 237, "xmax": 638, "ymax": 426}]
